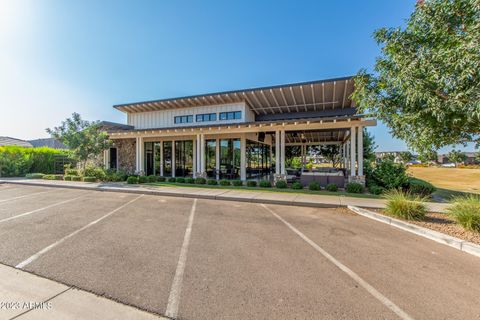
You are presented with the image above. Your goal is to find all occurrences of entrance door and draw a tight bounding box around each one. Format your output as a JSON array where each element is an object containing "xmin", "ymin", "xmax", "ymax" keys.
[{"xmin": 109, "ymin": 148, "xmax": 117, "ymax": 170}]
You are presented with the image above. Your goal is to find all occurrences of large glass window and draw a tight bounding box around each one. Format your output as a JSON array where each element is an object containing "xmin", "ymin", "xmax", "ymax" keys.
[
  {"xmin": 145, "ymin": 142, "xmax": 154, "ymax": 176},
  {"xmin": 219, "ymin": 139, "xmax": 240, "ymax": 179},
  {"xmin": 205, "ymin": 140, "xmax": 216, "ymax": 178},
  {"xmin": 196, "ymin": 113, "xmax": 216, "ymax": 122},
  {"xmin": 174, "ymin": 115, "xmax": 193, "ymax": 124},
  {"xmin": 246, "ymin": 139, "xmax": 271, "ymax": 179},
  {"xmin": 154, "ymin": 142, "xmax": 161, "ymax": 176},
  {"xmin": 163, "ymin": 141, "xmax": 172, "ymax": 176},
  {"xmin": 219, "ymin": 111, "xmax": 241, "ymax": 121},
  {"xmin": 175, "ymin": 140, "xmax": 193, "ymax": 177}
]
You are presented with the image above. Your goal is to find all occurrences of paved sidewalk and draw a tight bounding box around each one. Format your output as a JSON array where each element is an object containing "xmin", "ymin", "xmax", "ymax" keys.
[
  {"xmin": 0, "ymin": 178, "xmax": 448, "ymax": 212},
  {"xmin": 0, "ymin": 263, "xmax": 164, "ymax": 320}
]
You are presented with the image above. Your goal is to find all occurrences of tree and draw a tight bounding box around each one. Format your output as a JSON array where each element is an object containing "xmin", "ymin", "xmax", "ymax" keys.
[
  {"xmin": 447, "ymin": 149, "xmax": 466, "ymax": 166},
  {"xmin": 352, "ymin": 0, "xmax": 480, "ymax": 152},
  {"xmin": 363, "ymin": 129, "xmax": 377, "ymax": 163},
  {"xmin": 46, "ymin": 113, "xmax": 112, "ymax": 170},
  {"xmin": 318, "ymin": 145, "xmax": 341, "ymax": 168},
  {"xmin": 475, "ymin": 151, "xmax": 480, "ymax": 164},
  {"xmin": 399, "ymin": 151, "xmax": 413, "ymax": 164},
  {"xmin": 418, "ymin": 149, "xmax": 438, "ymax": 164}
]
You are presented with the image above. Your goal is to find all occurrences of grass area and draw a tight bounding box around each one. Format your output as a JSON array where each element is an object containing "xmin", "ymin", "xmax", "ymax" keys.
[
  {"xmin": 408, "ymin": 167, "xmax": 480, "ymax": 200},
  {"xmin": 145, "ymin": 182, "xmax": 381, "ymax": 199}
]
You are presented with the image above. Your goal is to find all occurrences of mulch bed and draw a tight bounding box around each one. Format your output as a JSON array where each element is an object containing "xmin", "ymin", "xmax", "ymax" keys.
[{"xmin": 369, "ymin": 209, "xmax": 480, "ymax": 246}]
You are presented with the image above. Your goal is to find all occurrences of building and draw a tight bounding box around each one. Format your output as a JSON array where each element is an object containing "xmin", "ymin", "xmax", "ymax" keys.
[
  {"xmin": 103, "ymin": 76, "xmax": 376, "ymax": 185},
  {"xmin": 28, "ymin": 138, "xmax": 68, "ymax": 149},
  {"xmin": 0, "ymin": 137, "xmax": 33, "ymax": 148}
]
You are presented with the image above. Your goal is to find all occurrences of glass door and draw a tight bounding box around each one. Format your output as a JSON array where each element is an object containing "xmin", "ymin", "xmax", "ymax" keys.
[
  {"xmin": 175, "ymin": 140, "xmax": 193, "ymax": 177},
  {"xmin": 163, "ymin": 141, "xmax": 172, "ymax": 177}
]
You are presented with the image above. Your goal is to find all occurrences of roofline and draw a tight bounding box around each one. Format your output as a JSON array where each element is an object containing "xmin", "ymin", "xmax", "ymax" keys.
[{"xmin": 113, "ymin": 75, "xmax": 354, "ymax": 110}]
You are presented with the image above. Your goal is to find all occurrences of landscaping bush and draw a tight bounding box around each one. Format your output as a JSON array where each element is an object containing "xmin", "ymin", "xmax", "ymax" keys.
[
  {"xmin": 370, "ymin": 159, "xmax": 408, "ymax": 190},
  {"xmin": 231, "ymin": 180, "xmax": 243, "ymax": 186},
  {"xmin": 138, "ymin": 176, "xmax": 148, "ymax": 183},
  {"xmin": 325, "ymin": 183, "xmax": 338, "ymax": 192},
  {"xmin": 147, "ymin": 175, "xmax": 158, "ymax": 183},
  {"xmin": 64, "ymin": 175, "xmax": 73, "ymax": 181},
  {"xmin": 346, "ymin": 182, "xmax": 364, "ymax": 193},
  {"xmin": 291, "ymin": 182, "xmax": 303, "ymax": 189},
  {"xmin": 126, "ymin": 176, "xmax": 139, "ymax": 184},
  {"xmin": 83, "ymin": 176, "xmax": 97, "ymax": 183},
  {"xmin": 207, "ymin": 179, "xmax": 218, "ymax": 185},
  {"xmin": 82, "ymin": 166, "xmax": 106, "ymax": 181},
  {"xmin": 219, "ymin": 179, "xmax": 231, "ymax": 186},
  {"xmin": 25, "ymin": 173, "xmax": 44, "ymax": 179},
  {"xmin": 384, "ymin": 189, "xmax": 427, "ymax": 221},
  {"xmin": 275, "ymin": 180, "xmax": 288, "ymax": 189},
  {"xmin": 308, "ymin": 181, "xmax": 321, "ymax": 191},
  {"xmin": 65, "ymin": 168, "xmax": 78, "ymax": 176},
  {"xmin": 42, "ymin": 174, "xmax": 63, "ymax": 180},
  {"xmin": 447, "ymin": 195, "xmax": 480, "ymax": 232},
  {"xmin": 407, "ymin": 178, "xmax": 436, "ymax": 197},
  {"xmin": 104, "ymin": 169, "xmax": 128, "ymax": 182},
  {"xmin": 246, "ymin": 180, "xmax": 257, "ymax": 187},
  {"xmin": 195, "ymin": 177, "xmax": 206, "ymax": 184},
  {"xmin": 185, "ymin": 177, "xmax": 195, "ymax": 184},
  {"xmin": 157, "ymin": 176, "xmax": 166, "ymax": 182},
  {"xmin": 71, "ymin": 176, "xmax": 81, "ymax": 181},
  {"xmin": 168, "ymin": 177, "xmax": 176, "ymax": 182},
  {"xmin": 368, "ymin": 184, "xmax": 385, "ymax": 195},
  {"xmin": 259, "ymin": 180, "xmax": 272, "ymax": 188},
  {"xmin": 176, "ymin": 177, "xmax": 186, "ymax": 183}
]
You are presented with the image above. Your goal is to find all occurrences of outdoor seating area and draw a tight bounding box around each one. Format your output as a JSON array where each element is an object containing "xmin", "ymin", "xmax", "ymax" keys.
[{"xmin": 299, "ymin": 168, "xmax": 345, "ymax": 188}]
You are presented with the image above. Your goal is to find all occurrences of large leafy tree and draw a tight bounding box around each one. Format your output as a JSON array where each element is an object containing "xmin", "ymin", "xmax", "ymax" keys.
[
  {"xmin": 447, "ymin": 149, "xmax": 466, "ymax": 166},
  {"xmin": 47, "ymin": 113, "xmax": 112, "ymax": 170},
  {"xmin": 353, "ymin": 0, "xmax": 480, "ymax": 151}
]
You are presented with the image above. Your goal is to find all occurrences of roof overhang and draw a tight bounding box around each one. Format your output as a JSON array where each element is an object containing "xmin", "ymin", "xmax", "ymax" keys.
[{"xmin": 113, "ymin": 76, "xmax": 356, "ymax": 115}]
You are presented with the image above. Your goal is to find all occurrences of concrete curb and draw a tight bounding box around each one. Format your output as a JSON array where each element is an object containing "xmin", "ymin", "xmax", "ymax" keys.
[
  {"xmin": 348, "ymin": 205, "xmax": 480, "ymax": 258},
  {"xmin": 1, "ymin": 180, "xmax": 342, "ymax": 209}
]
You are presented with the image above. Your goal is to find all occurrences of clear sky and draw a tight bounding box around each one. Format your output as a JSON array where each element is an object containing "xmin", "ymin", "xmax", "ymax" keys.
[{"xmin": 0, "ymin": 0, "xmax": 474, "ymax": 152}]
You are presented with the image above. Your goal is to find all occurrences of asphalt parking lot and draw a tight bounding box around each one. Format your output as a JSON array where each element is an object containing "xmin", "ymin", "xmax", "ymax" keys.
[{"xmin": 0, "ymin": 183, "xmax": 480, "ymax": 320}]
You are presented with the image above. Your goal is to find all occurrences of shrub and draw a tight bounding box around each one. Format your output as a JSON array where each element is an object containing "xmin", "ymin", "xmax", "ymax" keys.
[
  {"xmin": 157, "ymin": 176, "xmax": 166, "ymax": 182},
  {"xmin": 407, "ymin": 178, "xmax": 436, "ymax": 197},
  {"xmin": 104, "ymin": 169, "xmax": 128, "ymax": 182},
  {"xmin": 82, "ymin": 166, "xmax": 106, "ymax": 181},
  {"xmin": 42, "ymin": 174, "xmax": 63, "ymax": 180},
  {"xmin": 138, "ymin": 176, "xmax": 148, "ymax": 183},
  {"xmin": 231, "ymin": 180, "xmax": 243, "ymax": 186},
  {"xmin": 308, "ymin": 181, "xmax": 321, "ymax": 191},
  {"xmin": 447, "ymin": 195, "xmax": 480, "ymax": 232},
  {"xmin": 246, "ymin": 180, "xmax": 257, "ymax": 187},
  {"xmin": 207, "ymin": 179, "xmax": 218, "ymax": 185},
  {"xmin": 176, "ymin": 177, "xmax": 186, "ymax": 183},
  {"xmin": 325, "ymin": 183, "xmax": 338, "ymax": 192},
  {"xmin": 168, "ymin": 177, "xmax": 176, "ymax": 182},
  {"xmin": 371, "ymin": 159, "xmax": 408, "ymax": 190},
  {"xmin": 275, "ymin": 180, "xmax": 288, "ymax": 189},
  {"xmin": 83, "ymin": 176, "xmax": 97, "ymax": 183},
  {"xmin": 126, "ymin": 176, "xmax": 139, "ymax": 184},
  {"xmin": 185, "ymin": 177, "xmax": 195, "ymax": 184},
  {"xmin": 25, "ymin": 173, "xmax": 44, "ymax": 179},
  {"xmin": 291, "ymin": 182, "xmax": 303, "ymax": 189},
  {"xmin": 71, "ymin": 176, "xmax": 81, "ymax": 181},
  {"xmin": 147, "ymin": 175, "xmax": 158, "ymax": 183},
  {"xmin": 384, "ymin": 189, "xmax": 427, "ymax": 220},
  {"xmin": 219, "ymin": 179, "xmax": 231, "ymax": 186},
  {"xmin": 65, "ymin": 168, "xmax": 78, "ymax": 176},
  {"xmin": 259, "ymin": 180, "xmax": 272, "ymax": 188},
  {"xmin": 195, "ymin": 177, "xmax": 206, "ymax": 184},
  {"xmin": 64, "ymin": 175, "xmax": 73, "ymax": 181},
  {"xmin": 346, "ymin": 182, "xmax": 364, "ymax": 193},
  {"xmin": 368, "ymin": 184, "xmax": 385, "ymax": 195}
]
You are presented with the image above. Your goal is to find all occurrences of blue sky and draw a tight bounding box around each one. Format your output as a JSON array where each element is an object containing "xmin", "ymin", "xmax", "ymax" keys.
[{"xmin": 0, "ymin": 0, "xmax": 474, "ymax": 152}]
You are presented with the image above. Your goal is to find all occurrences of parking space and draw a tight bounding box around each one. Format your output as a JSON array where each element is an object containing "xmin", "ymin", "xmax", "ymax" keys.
[{"xmin": 1, "ymin": 184, "xmax": 480, "ymax": 320}]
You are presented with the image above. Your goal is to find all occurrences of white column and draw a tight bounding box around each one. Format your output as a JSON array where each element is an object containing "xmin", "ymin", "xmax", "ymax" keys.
[
  {"xmin": 215, "ymin": 138, "xmax": 220, "ymax": 180},
  {"xmin": 275, "ymin": 130, "xmax": 280, "ymax": 175},
  {"xmin": 240, "ymin": 134, "xmax": 246, "ymax": 181},
  {"xmin": 171, "ymin": 140, "xmax": 176, "ymax": 177},
  {"xmin": 280, "ymin": 130, "xmax": 286, "ymax": 175},
  {"xmin": 103, "ymin": 149, "xmax": 109, "ymax": 169},
  {"xmin": 358, "ymin": 127, "xmax": 364, "ymax": 176},
  {"xmin": 343, "ymin": 143, "xmax": 347, "ymax": 169},
  {"xmin": 200, "ymin": 134, "xmax": 205, "ymax": 173},
  {"xmin": 192, "ymin": 137, "xmax": 197, "ymax": 178},
  {"xmin": 160, "ymin": 142, "xmax": 164, "ymax": 176},
  {"xmin": 350, "ymin": 127, "xmax": 356, "ymax": 176}
]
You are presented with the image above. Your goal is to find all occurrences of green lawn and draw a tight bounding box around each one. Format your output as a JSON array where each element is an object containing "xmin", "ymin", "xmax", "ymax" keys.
[{"xmin": 145, "ymin": 182, "xmax": 382, "ymax": 199}]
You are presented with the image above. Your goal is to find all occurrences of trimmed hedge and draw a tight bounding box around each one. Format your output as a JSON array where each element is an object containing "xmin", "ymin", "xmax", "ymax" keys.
[
  {"xmin": 138, "ymin": 176, "xmax": 148, "ymax": 183},
  {"xmin": 195, "ymin": 177, "xmax": 206, "ymax": 184},
  {"xmin": 176, "ymin": 177, "xmax": 186, "ymax": 183},
  {"xmin": 25, "ymin": 173, "xmax": 44, "ymax": 179},
  {"xmin": 83, "ymin": 176, "xmax": 97, "ymax": 182},
  {"xmin": 368, "ymin": 184, "xmax": 385, "ymax": 195},
  {"xmin": 231, "ymin": 180, "xmax": 243, "ymax": 186},
  {"xmin": 207, "ymin": 179, "xmax": 218, "ymax": 185},
  {"xmin": 157, "ymin": 176, "xmax": 166, "ymax": 182},
  {"xmin": 65, "ymin": 168, "xmax": 78, "ymax": 176},
  {"xmin": 346, "ymin": 182, "xmax": 364, "ymax": 193},
  {"xmin": 126, "ymin": 176, "xmax": 139, "ymax": 184},
  {"xmin": 71, "ymin": 176, "xmax": 81, "ymax": 181},
  {"xmin": 43, "ymin": 174, "xmax": 63, "ymax": 180},
  {"xmin": 168, "ymin": 177, "xmax": 176, "ymax": 182},
  {"xmin": 246, "ymin": 180, "xmax": 257, "ymax": 187},
  {"xmin": 147, "ymin": 175, "xmax": 157, "ymax": 183},
  {"xmin": 308, "ymin": 181, "xmax": 321, "ymax": 191},
  {"xmin": 407, "ymin": 178, "xmax": 436, "ymax": 196},
  {"xmin": 219, "ymin": 179, "xmax": 231, "ymax": 186},
  {"xmin": 259, "ymin": 180, "xmax": 271, "ymax": 188},
  {"xmin": 64, "ymin": 175, "xmax": 73, "ymax": 181},
  {"xmin": 325, "ymin": 183, "xmax": 338, "ymax": 192},
  {"xmin": 185, "ymin": 177, "xmax": 195, "ymax": 184},
  {"xmin": 291, "ymin": 182, "xmax": 303, "ymax": 189},
  {"xmin": 275, "ymin": 180, "xmax": 288, "ymax": 189}
]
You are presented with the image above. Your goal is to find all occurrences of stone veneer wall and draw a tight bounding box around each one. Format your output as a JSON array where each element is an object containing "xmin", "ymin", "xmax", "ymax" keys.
[{"xmin": 114, "ymin": 138, "xmax": 136, "ymax": 174}]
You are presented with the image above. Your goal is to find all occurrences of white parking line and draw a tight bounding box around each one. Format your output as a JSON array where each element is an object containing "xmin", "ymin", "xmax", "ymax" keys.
[
  {"xmin": 0, "ymin": 189, "xmax": 54, "ymax": 204},
  {"xmin": 165, "ymin": 198, "xmax": 197, "ymax": 319},
  {"xmin": 16, "ymin": 194, "xmax": 144, "ymax": 269},
  {"xmin": 260, "ymin": 204, "xmax": 414, "ymax": 320},
  {"xmin": 0, "ymin": 195, "xmax": 85, "ymax": 223}
]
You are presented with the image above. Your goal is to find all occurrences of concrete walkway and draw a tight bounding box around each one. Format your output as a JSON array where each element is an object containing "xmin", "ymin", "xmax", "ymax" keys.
[
  {"xmin": 0, "ymin": 178, "xmax": 448, "ymax": 212},
  {"xmin": 0, "ymin": 263, "xmax": 164, "ymax": 319}
]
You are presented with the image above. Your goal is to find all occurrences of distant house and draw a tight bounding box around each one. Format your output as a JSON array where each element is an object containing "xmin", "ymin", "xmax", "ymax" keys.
[
  {"xmin": 28, "ymin": 138, "xmax": 68, "ymax": 149},
  {"xmin": 0, "ymin": 136, "xmax": 33, "ymax": 148},
  {"xmin": 438, "ymin": 152, "xmax": 478, "ymax": 165}
]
